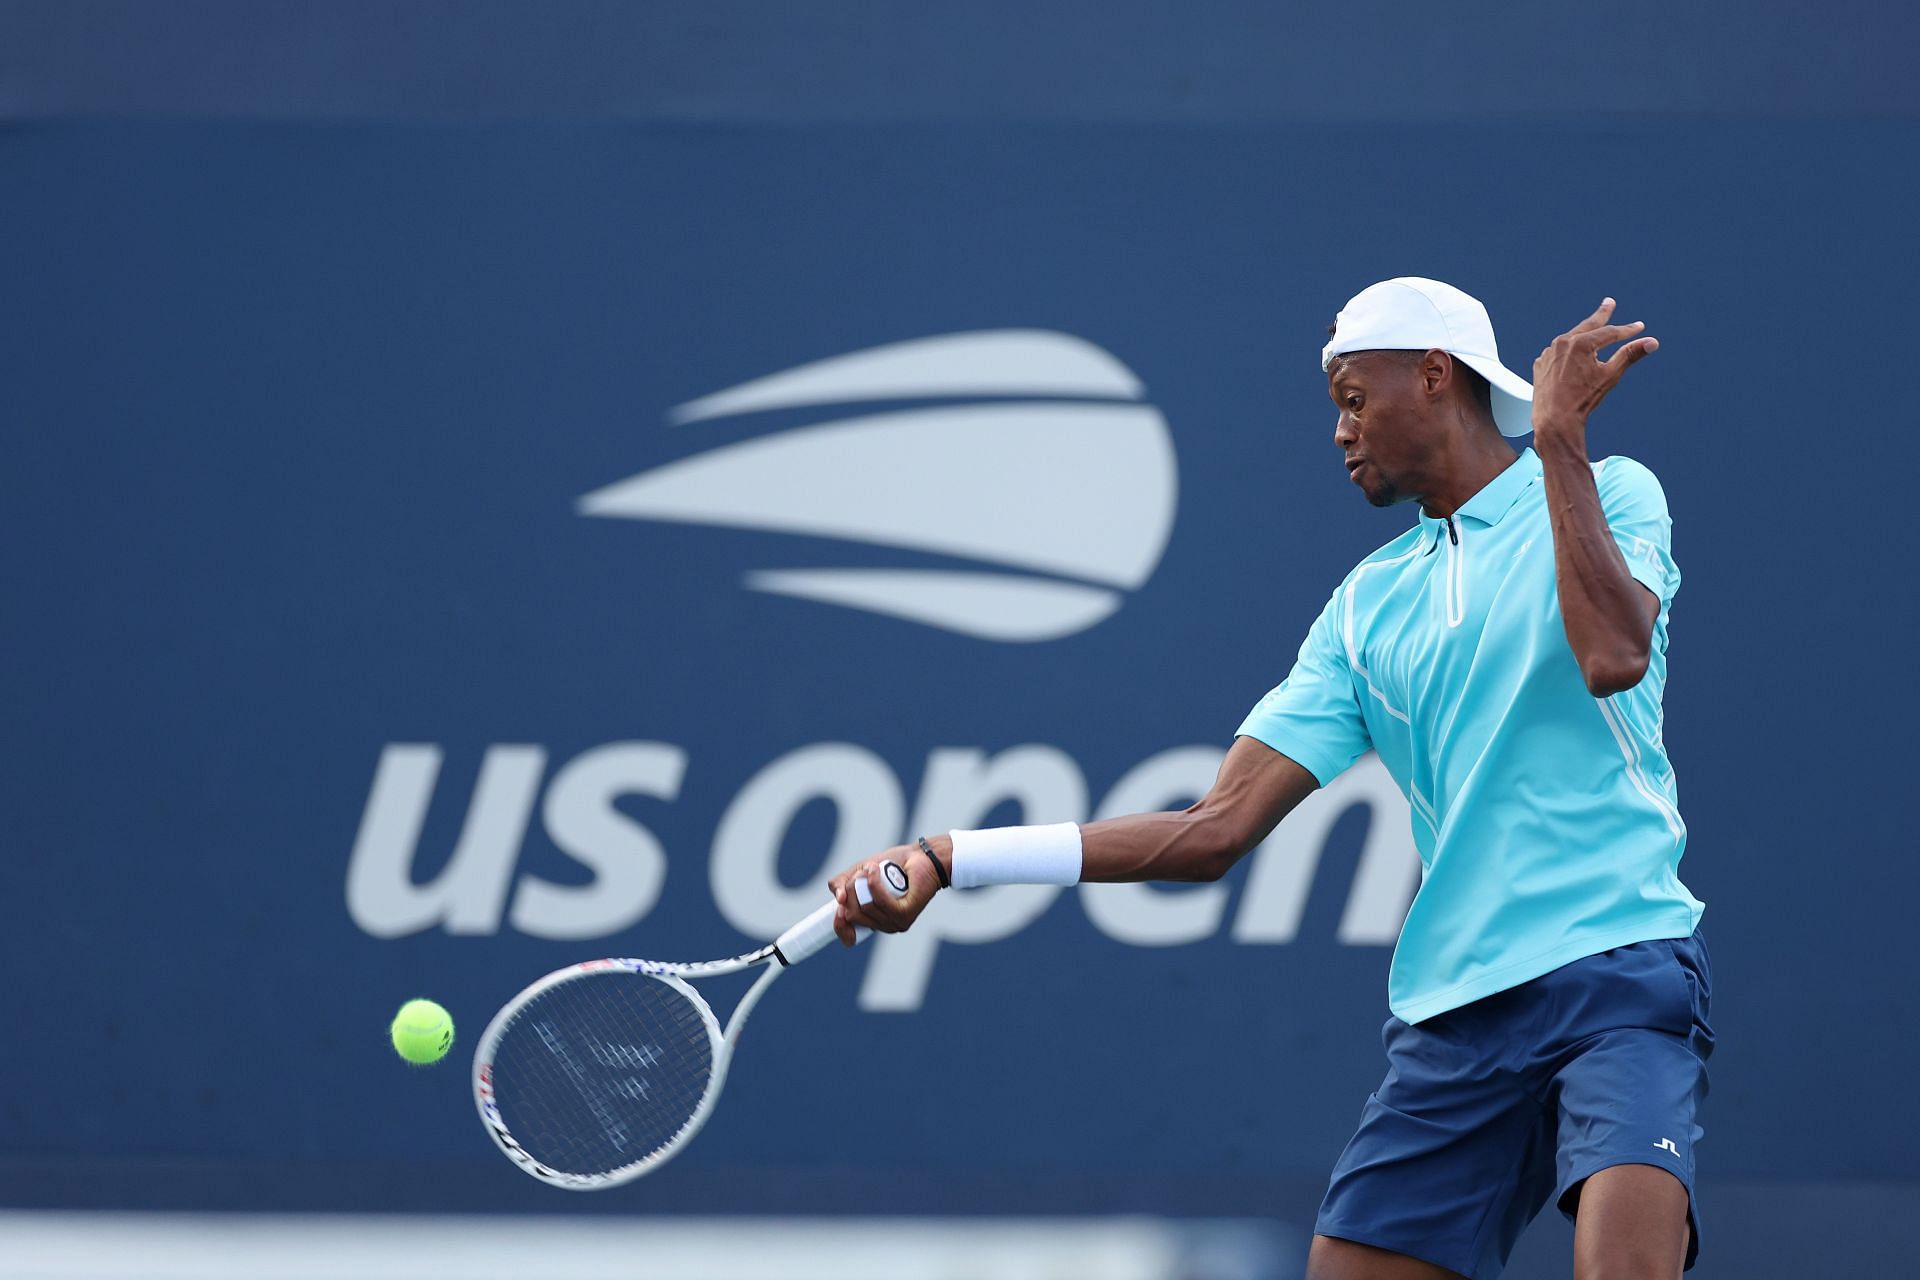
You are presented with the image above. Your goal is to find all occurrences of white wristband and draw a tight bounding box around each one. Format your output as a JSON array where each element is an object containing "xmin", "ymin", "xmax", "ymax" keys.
[{"xmin": 947, "ymin": 822, "xmax": 1083, "ymax": 888}]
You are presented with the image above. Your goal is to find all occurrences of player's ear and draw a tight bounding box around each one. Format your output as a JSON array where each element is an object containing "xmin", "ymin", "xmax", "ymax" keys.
[{"xmin": 1421, "ymin": 349, "xmax": 1452, "ymax": 397}]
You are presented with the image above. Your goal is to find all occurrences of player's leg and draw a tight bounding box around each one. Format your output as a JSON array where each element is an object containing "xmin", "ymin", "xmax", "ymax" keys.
[
  {"xmin": 1568, "ymin": 1163, "xmax": 1690, "ymax": 1280},
  {"xmin": 1306, "ymin": 1234, "xmax": 1467, "ymax": 1279},
  {"xmin": 1313, "ymin": 998, "xmax": 1560, "ymax": 1279},
  {"xmin": 1547, "ymin": 932, "xmax": 1714, "ymax": 1276}
]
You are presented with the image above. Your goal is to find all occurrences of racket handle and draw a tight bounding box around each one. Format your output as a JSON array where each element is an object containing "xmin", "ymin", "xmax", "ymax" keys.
[{"xmin": 775, "ymin": 860, "xmax": 910, "ymax": 965}]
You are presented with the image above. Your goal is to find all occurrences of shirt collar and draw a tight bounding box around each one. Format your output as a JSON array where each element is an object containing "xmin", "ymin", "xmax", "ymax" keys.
[{"xmin": 1418, "ymin": 447, "xmax": 1542, "ymax": 532}]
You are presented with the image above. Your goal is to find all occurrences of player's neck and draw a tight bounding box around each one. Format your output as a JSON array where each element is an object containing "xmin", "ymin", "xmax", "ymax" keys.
[{"xmin": 1416, "ymin": 424, "xmax": 1518, "ymax": 520}]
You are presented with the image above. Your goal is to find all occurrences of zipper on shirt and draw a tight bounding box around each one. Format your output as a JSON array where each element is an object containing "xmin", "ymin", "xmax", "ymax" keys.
[{"xmin": 1443, "ymin": 516, "xmax": 1465, "ymax": 627}]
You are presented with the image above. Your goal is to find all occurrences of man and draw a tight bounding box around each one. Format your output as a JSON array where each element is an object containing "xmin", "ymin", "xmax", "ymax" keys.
[{"xmin": 830, "ymin": 278, "xmax": 1711, "ymax": 1280}]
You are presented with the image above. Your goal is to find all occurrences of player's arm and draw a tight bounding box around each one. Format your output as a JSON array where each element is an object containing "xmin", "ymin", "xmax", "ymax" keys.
[
  {"xmin": 828, "ymin": 736, "xmax": 1318, "ymax": 944},
  {"xmin": 1075, "ymin": 735, "xmax": 1320, "ymax": 882},
  {"xmin": 1531, "ymin": 297, "xmax": 1663, "ymax": 697}
]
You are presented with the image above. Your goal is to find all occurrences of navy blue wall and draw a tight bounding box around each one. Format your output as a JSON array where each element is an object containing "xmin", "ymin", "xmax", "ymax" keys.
[
  {"xmin": 6, "ymin": 1, "xmax": 1917, "ymax": 121},
  {"xmin": 3, "ymin": 5, "xmax": 1916, "ymax": 1275}
]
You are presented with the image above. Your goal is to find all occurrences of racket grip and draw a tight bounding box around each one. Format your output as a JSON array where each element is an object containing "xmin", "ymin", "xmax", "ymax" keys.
[{"xmin": 775, "ymin": 860, "xmax": 909, "ymax": 965}]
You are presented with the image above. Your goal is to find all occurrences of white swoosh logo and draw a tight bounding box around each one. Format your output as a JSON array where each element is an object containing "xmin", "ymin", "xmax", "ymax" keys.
[
  {"xmin": 580, "ymin": 332, "xmax": 1177, "ymax": 641},
  {"xmin": 667, "ymin": 329, "xmax": 1144, "ymax": 424},
  {"xmin": 745, "ymin": 570, "xmax": 1123, "ymax": 643}
]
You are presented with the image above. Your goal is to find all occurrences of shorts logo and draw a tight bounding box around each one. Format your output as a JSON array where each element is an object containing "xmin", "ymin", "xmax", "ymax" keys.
[
  {"xmin": 576, "ymin": 330, "xmax": 1178, "ymax": 642},
  {"xmin": 1653, "ymin": 1137, "xmax": 1682, "ymax": 1157}
]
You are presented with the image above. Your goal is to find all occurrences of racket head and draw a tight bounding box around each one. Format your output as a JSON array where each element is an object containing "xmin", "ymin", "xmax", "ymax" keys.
[{"xmin": 473, "ymin": 960, "xmax": 729, "ymax": 1189}]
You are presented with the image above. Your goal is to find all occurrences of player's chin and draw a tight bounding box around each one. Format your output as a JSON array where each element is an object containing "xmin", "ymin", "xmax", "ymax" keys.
[{"xmin": 1360, "ymin": 478, "xmax": 1400, "ymax": 508}]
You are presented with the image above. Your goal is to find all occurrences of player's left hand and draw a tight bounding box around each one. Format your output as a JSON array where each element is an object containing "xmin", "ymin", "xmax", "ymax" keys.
[
  {"xmin": 828, "ymin": 846, "xmax": 940, "ymax": 945},
  {"xmin": 1530, "ymin": 298, "xmax": 1659, "ymax": 436}
]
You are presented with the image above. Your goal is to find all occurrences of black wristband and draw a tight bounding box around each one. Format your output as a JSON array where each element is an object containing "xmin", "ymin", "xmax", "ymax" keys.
[{"xmin": 916, "ymin": 836, "xmax": 952, "ymax": 889}]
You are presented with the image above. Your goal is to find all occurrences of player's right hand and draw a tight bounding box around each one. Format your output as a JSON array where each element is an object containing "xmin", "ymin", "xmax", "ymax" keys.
[{"xmin": 828, "ymin": 843, "xmax": 942, "ymax": 945}]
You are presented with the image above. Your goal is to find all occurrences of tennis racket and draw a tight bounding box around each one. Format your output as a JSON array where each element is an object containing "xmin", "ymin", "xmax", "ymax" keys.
[{"xmin": 473, "ymin": 860, "xmax": 910, "ymax": 1189}]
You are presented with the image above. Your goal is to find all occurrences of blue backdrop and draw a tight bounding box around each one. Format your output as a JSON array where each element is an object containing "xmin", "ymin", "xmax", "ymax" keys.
[{"xmin": 3, "ymin": 5, "xmax": 1917, "ymax": 1275}]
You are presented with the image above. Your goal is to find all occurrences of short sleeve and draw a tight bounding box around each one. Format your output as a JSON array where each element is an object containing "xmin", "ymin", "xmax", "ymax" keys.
[
  {"xmin": 1595, "ymin": 456, "xmax": 1681, "ymax": 605},
  {"xmin": 1236, "ymin": 585, "xmax": 1372, "ymax": 787}
]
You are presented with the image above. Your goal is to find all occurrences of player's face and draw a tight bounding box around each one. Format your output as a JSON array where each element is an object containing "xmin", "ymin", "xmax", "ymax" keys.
[{"xmin": 1328, "ymin": 352, "xmax": 1437, "ymax": 508}]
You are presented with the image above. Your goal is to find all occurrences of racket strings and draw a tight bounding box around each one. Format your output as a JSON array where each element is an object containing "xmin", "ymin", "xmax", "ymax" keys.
[{"xmin": 490, "ymin": 974, "xmax": 717, "ymax": 1177}]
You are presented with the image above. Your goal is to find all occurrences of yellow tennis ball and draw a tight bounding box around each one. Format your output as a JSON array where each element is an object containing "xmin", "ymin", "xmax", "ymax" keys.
[{"xmin": 390, "ymin": 998, "xmax": 454, "ymax": 1066}]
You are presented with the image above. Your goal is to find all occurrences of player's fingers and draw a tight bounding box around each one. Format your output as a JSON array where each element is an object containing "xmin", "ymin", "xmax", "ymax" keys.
[
  {"xmin": 1579, "ymin": 319, "xmax": 1647, "ymax": 351},
  {"xmin": 854, "ymin": 866, "xmax": 888, "ymax": 931},
  {"xmin": 832, "ymin": 865, "xmax": 871, "ymax": 944},
  {"xmin": 832, "ymin": 872, "xmax": 853, "ymax": 941},
  {"xmin": 1568, "ymin": 297, "xmax": 1617, "ymax": 334},
  {"xmin": 1602, "ymin": 335, "xmax": 1659, "ymax": 372},
  {"xmin": 837, "ymin": 893, "xmax": 881, "ymax": 943}
]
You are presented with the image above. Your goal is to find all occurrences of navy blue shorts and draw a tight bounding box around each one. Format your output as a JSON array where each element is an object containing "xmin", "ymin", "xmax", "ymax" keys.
[{"xmin": 1316, "ymin": 930, "xmax": 1714, "ymax": 1279}]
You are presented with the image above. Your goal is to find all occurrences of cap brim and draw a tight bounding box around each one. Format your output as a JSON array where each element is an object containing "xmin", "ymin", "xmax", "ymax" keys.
[{"xmin": 1455, "ymin": 352, "xmax": 1535, "ymax": 438}]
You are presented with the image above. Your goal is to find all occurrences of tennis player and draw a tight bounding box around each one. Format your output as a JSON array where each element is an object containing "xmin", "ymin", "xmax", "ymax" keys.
[{"xmin": 831, "ymin": 278, "xmax": 1710, "ymax": 1280}]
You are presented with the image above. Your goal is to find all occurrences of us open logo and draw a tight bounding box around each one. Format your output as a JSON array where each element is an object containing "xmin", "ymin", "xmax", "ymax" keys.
[
  {"xmin": 576, "ymin": 330, "xmax": 1179, "ymax": 642},
  {"xmin": 347, "ymin": 337, "xmax": 1421, "ymax": 1009}
]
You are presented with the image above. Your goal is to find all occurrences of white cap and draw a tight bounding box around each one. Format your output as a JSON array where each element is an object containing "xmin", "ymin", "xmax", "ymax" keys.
[{"xmin": 1322, "ymin": 277, "xmax": 1535, "ymax": 437}]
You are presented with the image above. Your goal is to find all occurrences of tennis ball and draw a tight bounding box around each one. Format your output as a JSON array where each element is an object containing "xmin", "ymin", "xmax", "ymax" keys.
[{"xmin": 390, "ymin": 998, "xmax": 454, "ymax": 1066}]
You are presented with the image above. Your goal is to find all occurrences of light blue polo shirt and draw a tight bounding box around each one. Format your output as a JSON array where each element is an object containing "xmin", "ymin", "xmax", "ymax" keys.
[{"xmin": 1239, "ymin": 449, "xmax": 1703, "ymax": 1023}]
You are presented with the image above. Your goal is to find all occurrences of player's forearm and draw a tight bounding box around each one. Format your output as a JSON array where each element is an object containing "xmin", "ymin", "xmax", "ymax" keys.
[
  {"xmin": 919, "ymin": 809, "xmax": 1244, "ymax": 887},
  {"xmin": 1080, "ymin": 809, "xmax": 1248, "ymax": 882},
  {"xmin": 1535, "ymin": 422, "xmax": 1652, "ymax": 695},
  {"xmin": 911, "ymin": 739, "xmax": 1314, "ymax": 893}
]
